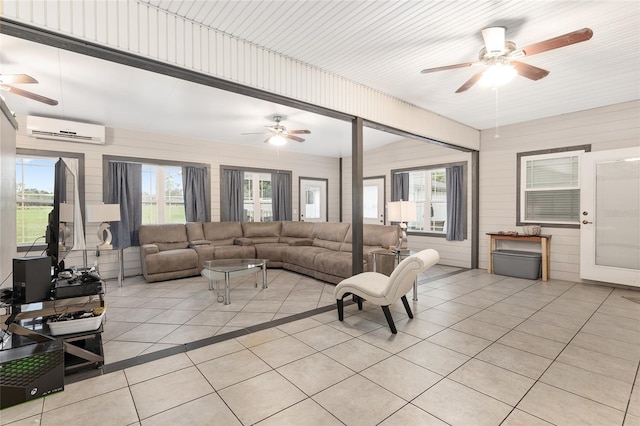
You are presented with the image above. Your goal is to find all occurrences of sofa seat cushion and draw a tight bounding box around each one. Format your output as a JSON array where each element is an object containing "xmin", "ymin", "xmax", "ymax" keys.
[
  {"xmin": 254, "ymin": 243, "xmax": 289, "ymax": 263},
  {"xmin": 245, "ymin": 236, "xmax": 280, "ymax": 244},
  {"xmin": 145, "ymin": 248, "xmax": 198, "ymax": 275},
  {"xmin": 313, "ymin": 251, "xmax": 355, "ymax": 279},
  {"xmin": 214, "ymin": 245, "xmax": 255, "ymax": 259},
  {"xmin": 285, "ymin": 246, "xmax": 329, "ymax": 269}
]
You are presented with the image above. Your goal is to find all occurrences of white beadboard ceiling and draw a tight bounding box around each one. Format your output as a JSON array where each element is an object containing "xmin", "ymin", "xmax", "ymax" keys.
[{"xmin": 1, "ymin": 1, "xmax": 639, "ymax": 157}]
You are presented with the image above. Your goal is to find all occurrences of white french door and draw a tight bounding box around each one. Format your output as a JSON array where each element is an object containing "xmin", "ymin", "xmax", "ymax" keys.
[
  {"xmin": 363, "ymin": 177, "xmax": 385, "ymax": 224},
  {"xmin": 299, "ymin": 178, "xmax": 327, "ymax": 222},
  {"xmin": 580, "ymin": 147, "xmax": 640, "ymax": 286}
]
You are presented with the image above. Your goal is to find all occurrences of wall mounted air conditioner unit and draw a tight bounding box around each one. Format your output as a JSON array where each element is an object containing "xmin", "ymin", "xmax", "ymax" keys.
[{"xmin": 27, "ymin": 116, "xmax": 106, "ymax": 145}]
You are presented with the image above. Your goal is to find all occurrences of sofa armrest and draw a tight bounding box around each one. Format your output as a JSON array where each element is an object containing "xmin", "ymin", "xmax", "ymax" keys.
[
  {"xmin": 141, "ymin": 243, "xmax": 159, "ymax": 255},
  {"xmin": 234, "ymin": 237, "xmax": 255, "ymax": 246}
]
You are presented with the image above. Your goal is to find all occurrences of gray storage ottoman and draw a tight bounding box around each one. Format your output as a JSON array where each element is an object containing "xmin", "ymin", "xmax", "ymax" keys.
[{"xmin": 491, "ymin": 249, "xmax": 542, "ymax": 280}]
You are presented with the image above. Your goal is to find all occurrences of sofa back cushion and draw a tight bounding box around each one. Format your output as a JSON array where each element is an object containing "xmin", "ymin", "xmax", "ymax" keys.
[
  {"xmin": 242, "ymin": 221, "xmax": 282, "ymax": 238},
  {"xmin": 281, "ymin": 221, "xmax": 314, "ymax": 238},
  {"xmin": 139, "ymin": 224, "xmax": 189, "ymax": 251},
  {"xmin": 312, "ymin": 222, "xmax": 350, "ymax": 251},
  {"xmin": 343, "ymin": 224, "xmax": 399, "ymax": 248},
  {"xmin": 185, "ymin": 222, "xmax": 205, "ymax": 242},
  {"xmin": 202, "ymin": 222, "xmax": 243, "ymax": 245}
]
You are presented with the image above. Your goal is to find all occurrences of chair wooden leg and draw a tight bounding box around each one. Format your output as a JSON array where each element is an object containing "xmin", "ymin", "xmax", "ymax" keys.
[
  {"xmin": 401, "ymin": 295, "xmax": 413, "ymax": 319},
  {"xmin": 356, "ymin": 295, "xmax": 363, "ymax": 310},
  {"xmin": 381, "ymin": 305, "xmax": 397, "ymax": 334},
  {"xmin": 337, "ymin": 298, "xmax": 344, "ymax": 321}
]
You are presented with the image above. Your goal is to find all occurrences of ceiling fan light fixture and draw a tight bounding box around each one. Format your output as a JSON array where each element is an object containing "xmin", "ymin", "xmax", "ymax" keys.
[
  {"xmin": 480, "ymin": 63, "xmax": 517, "ymax": 87},
  {"xmin": 268, "ymin": 135, "xmax": 287, "ymax": 146}
]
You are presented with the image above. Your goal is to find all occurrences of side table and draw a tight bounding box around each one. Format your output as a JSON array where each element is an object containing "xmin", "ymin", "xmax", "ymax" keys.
[
  {"xmin": 95, "ymin": 246, "xmax": 124, "ymax": 287},
  {"xmin": 487, "ymin": 233, "xmax": 551, "ymax": 281}
]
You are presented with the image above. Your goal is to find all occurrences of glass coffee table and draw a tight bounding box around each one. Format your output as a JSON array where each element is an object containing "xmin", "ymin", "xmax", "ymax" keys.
[{"xmin": 202, "ymin": 259, "xmax": 268, "ymax": 305}]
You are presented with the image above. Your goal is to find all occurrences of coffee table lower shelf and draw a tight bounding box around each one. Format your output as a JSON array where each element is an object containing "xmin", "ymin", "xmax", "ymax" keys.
[{"xmin": 201, "ymin": 259, "xmax": 268, "ymax": 305}]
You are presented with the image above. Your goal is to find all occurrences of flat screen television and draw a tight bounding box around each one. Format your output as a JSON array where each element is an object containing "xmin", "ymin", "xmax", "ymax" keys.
[{"xmin": 46, "ymin": 159, "xmax": 75, "ymax": 277}]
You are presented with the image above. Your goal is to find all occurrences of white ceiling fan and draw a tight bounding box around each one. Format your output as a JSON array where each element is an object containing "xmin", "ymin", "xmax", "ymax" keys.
[
  {"xmin": 242, "ymin": 115, "xmax": 311, "ymax": 145},
  {"xmin": 420, "ymin": 27, "xmax": 593, "ymax": 92},
  {"xmin": 0, "ymin": 73, "xmax": 58, "ymax": 105}
]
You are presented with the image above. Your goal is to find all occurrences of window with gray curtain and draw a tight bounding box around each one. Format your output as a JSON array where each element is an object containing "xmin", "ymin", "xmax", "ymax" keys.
[
  {"xmin": 446, "ymin": 165, "xmax": 466, "ymax": 241},
  {"xmin": 182, "ymin": 166, "xmax": 210, "ymax": 222},
  {"xmin": 222, "ymin": 169, "xmax": 244, "ymax": 221},
  {"xmin": 393, "ymin": 164, "xmax": 466, "ymax": 236},
  {"xmin": 108, "ymin": 162, "xmax": 142, "ymax": 248},
  {"xmin": 271, "ymin": 172, "xmax": 292, "ymax": 221},
  {"xmin": 392, "ymin": 172, "xmax": 409, "ymax": 201}
]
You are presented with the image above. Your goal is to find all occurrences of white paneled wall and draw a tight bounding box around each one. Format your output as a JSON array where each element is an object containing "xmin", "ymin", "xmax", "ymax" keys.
[
  {"xmin": 14, "ymin": 114, "xmax": 340, "ymax": 280},
  {"xmin": 479, "ymin": 100, "xmax": 640, "ymax": 282},
  {"xmin": 2, "ymin": 0, "xmax": 479, "ymax": 150},
  {"xmin": 1, "ymin": 102, "xmax": 18, "ymax": 282},
  {"xmin": 343, "ymin": 138, "xmax": 474, "ymax": 268}
]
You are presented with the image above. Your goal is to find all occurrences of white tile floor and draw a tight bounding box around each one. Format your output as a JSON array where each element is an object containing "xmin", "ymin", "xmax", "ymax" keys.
[{"xmin": 2, "ymin": 268, "xmax": 639, "ymax": 426}]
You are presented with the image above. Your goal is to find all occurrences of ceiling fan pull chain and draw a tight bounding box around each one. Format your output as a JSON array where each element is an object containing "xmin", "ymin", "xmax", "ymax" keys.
[{"xmin": 494, "ymin": 87, "xmax": 500, "ymax": 138}]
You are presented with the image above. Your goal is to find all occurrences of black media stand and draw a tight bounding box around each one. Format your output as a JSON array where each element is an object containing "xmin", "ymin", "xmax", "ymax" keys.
[{"xmin": 1, "ymin": 284, "xmax": 106, "ymax": 375}]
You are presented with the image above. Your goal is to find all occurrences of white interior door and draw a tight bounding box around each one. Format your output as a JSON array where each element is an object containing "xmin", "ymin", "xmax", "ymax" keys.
[
  {"xmin": 580, "ymin": 147, "xmax": 640, "ymax": 286},
  {"xmin": 363, "ymin": 177, "xmax": 385, "ymax": 224},
  {"xmin": 299, "ymin": 178, "xmax": 327, "ymax": 222}
]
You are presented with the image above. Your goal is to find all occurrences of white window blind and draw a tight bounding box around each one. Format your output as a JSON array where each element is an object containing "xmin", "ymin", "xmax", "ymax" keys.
[{"xmin": 521, "ymin": 151, "xmax": 582, "ymax": 224}]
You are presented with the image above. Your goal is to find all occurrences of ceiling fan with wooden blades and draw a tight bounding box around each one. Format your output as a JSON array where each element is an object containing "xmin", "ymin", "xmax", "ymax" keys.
[
  {"xmin": 241, "ymin": 115, "xmax": 311, "ymax": 145},
  {"xmin": 0, "ymin": 73, "xmax": 59, "ymax": 105},
  {"xmin": 420, "ymin": 27, "xmax": 593, "ymax": 93}
]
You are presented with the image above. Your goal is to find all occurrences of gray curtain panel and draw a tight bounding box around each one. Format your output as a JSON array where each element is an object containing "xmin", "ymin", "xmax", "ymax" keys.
[
  {"xmin": 107, "ymin": 161, "xmax": 142, "ymax": 248},
  {"xmin": 271, "ymin": 172, "xmax": 292, "ymax": 221},
  {"xmin": 182, "ymin": 166, "xmax": 209, "ymax": 222},
  {"xmin": 446, "ymin": 165, "xmax": 466, "ymax": 241},
  {"xmin": 392, "ymin": 172, "xmax": 409, "ymax": 201},
  {"xmin": 222, "ymin": 169, "xmax": 244, "ymax": 221}
]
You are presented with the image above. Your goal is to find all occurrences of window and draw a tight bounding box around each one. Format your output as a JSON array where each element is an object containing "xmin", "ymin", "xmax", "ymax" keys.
[
  {"xmin": 244, "ymin": 172, "xmax": 272, "ymax": 222},
  {"xmin": 16, "ymin": 156, "xmax": 56, "ymax": 247},
  {"xmin": 141, "ymin": 165, "xmax": 185, "ymax": 224},
  {"xmin": 393, "ymin": 167, "xmax": 447, "ymax": 234},
  {"xmin": 519, "ymin": 148, "xmax": 586, "ymax": 225},
  {"xmin": 407, "ymin": 168, "xmax": 447, "ymax": 233},
  {"xmin": 16, "ymin": 150, "xmax": 85, "ymax": 250}
]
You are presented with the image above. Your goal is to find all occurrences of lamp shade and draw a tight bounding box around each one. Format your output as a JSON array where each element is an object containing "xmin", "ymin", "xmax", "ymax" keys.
[
  {"xmin": 86, "ymin": 204, "xmax": 121, "ymax": 223},
  {"xmin": 387, "ymin": 200, "xmax": 417, "ymax": 223}
]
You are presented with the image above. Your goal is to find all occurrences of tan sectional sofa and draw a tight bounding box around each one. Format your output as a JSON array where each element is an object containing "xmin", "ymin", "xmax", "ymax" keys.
[{"xmin": 138, "ymin": 221, "xmax": 399, "ymax": 284}]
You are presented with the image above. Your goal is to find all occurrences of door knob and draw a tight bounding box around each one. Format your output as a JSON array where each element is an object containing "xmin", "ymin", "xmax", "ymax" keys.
[{"xmin": 582, "ymin": 220, "xmax": 593, "ymax": 224}]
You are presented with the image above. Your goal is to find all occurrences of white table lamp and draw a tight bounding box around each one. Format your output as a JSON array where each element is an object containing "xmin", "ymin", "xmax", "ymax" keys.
[
  {"xmin": 388, "ymin": 200, "xmax": 416, "ymax": 249},
  {"xmin": 86, "ymin": 204, "xmax": 121, "ymax": 249}
]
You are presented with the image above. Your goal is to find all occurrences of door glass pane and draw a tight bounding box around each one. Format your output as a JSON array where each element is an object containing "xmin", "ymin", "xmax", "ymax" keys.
[
  {"xmin": 595, "ymin": 159, "xmax": 640, "ymax": 269},
  {"xmin": 141, "ymin": 165, "xmax": 158, "ymax": 224},
  {"xmin": 363, "ymin": 185, "xmax": 378, "ymax": 219},
  {"xmin": 305, "ymin": 186, "xmax": 321, "ymax": 219},
  {"xmin": 164, "ymin": 167, "xmax": 185, "ymax": 224}
]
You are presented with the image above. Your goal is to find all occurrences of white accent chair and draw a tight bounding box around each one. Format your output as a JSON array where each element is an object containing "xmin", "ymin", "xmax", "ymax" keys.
[{"xmin": 334, "ymin": 249, "xmax": 440, "ymax": 334}]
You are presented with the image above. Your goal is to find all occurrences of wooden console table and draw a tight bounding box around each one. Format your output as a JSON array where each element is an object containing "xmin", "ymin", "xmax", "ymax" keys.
[{"xmin": 487, "ymin": 233, "xmax": 552, "ymax": 281}]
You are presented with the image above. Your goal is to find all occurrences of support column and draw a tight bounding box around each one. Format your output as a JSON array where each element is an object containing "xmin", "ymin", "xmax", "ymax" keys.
[{"xmin": 352, "ymin": 117, "xmax": 364, "ymax": 276}]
